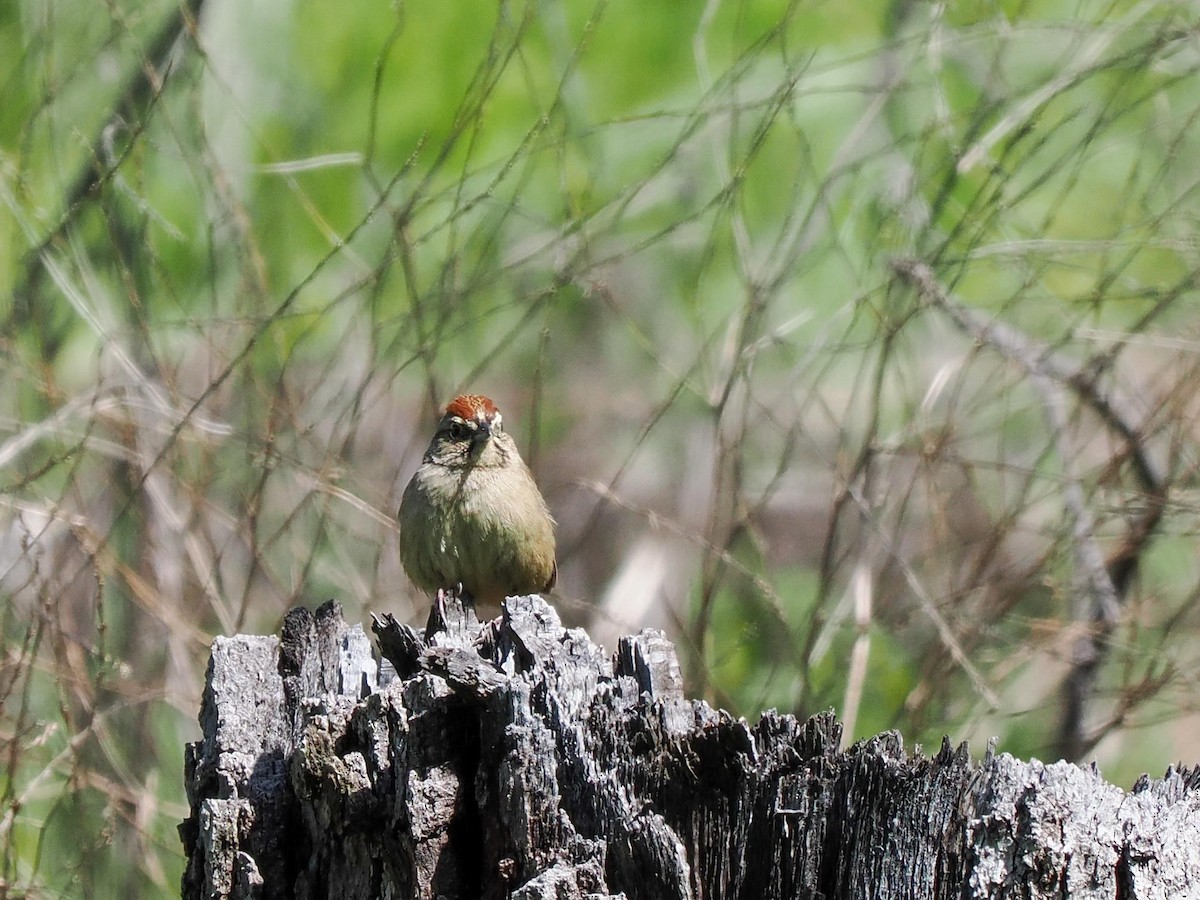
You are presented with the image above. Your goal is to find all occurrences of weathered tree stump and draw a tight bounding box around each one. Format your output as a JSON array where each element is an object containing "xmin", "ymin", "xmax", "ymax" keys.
[{"xmin": 179, "ymin": 596, "xmax": 1200, "ymax": 899}]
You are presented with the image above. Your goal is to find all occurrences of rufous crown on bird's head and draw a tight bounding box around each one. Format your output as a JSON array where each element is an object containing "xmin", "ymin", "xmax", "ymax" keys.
[{"xmin": 444, "ymin": 394, "xmax": 499, "ymax": 422}]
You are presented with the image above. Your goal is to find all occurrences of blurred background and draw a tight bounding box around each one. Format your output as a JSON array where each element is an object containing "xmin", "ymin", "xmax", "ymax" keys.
[{"xmin": 4, "ymin": 0, "xmax": 1200, "ymax": 893}]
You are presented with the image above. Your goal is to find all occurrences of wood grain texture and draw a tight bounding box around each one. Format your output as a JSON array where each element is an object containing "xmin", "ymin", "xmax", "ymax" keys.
[{"xmin": 180, "ymin": 596, "xmax": 1200, "ymax": 899}]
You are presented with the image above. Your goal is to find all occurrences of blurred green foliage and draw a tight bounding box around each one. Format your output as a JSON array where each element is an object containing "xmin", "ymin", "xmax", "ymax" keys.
[{"xmin": 3, "ymin": 0, "xmax": 1200, "ymax": 894}]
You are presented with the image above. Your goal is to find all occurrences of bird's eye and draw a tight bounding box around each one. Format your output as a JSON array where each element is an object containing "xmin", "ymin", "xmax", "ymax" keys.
[{"xmin": 447, "ymin": 421, "xmax": 469, "ymax": 441}]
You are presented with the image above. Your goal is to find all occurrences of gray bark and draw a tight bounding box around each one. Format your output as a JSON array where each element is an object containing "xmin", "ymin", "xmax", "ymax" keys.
[{"xmin": 180, "ymin": 596, "xmax": 1200, "ymax": 899}]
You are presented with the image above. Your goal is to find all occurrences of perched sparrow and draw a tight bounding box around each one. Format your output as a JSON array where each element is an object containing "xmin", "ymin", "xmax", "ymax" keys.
[{"xmin": 398, "ymin": 394, "xmax": 556, "ymax": 609}]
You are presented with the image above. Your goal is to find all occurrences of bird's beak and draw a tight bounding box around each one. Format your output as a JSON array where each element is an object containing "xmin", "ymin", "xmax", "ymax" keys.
[{"xmin": 470, "ymin": 421, "xmax": 491, "ymax": 450}]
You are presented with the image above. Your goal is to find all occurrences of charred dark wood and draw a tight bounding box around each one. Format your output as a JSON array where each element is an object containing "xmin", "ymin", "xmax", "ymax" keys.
[{"xmin": 180, "ymin": 595, "xmax": 1200, "ymax": 899}]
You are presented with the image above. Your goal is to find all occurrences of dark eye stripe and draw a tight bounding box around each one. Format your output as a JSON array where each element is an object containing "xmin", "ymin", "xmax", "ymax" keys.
[{"xmin": 444, "ymin": 420, "xmax": 471, "ymax": 440}]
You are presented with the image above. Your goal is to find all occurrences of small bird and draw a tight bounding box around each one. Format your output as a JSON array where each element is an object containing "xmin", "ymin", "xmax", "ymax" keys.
[{"xmin": 398, "ymin": 394, "xmax": 556, "ymax": 611}]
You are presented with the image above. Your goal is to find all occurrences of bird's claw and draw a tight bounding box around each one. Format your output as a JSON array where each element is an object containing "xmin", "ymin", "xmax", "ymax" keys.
[{"xmin": 425, "ymin": 584, "xmax": 478, "ymax": 645}]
